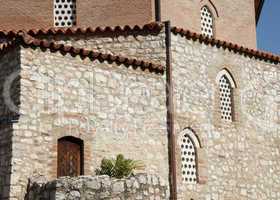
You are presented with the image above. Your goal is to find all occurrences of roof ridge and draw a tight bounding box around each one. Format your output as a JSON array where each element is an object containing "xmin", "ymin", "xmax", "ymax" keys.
[{"xmin": 171, "ymin": 26, "xmax": 280, "ymax": 64}]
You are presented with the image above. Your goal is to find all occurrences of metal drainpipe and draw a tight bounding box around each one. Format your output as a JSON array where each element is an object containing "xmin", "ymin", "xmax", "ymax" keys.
[
  {"xmin": 165, "ymin": 21, "xmax": 177, "ymax": 200},
  {"xmin": 155, "ymin": 0, "xmax": 161, "ymax": 22}
]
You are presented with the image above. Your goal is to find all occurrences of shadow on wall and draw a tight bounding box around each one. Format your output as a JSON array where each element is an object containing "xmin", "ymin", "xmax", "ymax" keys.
[
  {"xmin": 0, "ymin": 48, "xmax": 21, "ymax": 199},
  {"xmin": 0, "ymin": 124, "xmax": 14, "ymax": 199}
]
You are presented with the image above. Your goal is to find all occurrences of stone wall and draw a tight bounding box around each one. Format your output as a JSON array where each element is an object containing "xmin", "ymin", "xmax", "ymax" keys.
[
  {"xmin": 8, "ymin": 45, "xmax": 169, "ymax": 199},
  {"xmin": 25, "ymin": 174, "xmax": 169, "ymax": 200},
  {"xmin": 172, "ymin": 33, "xmax": 280, "ymax": 200},
  {"xmin": 34, "ymin": 29, "xmax": 166, "ymax": 65}
]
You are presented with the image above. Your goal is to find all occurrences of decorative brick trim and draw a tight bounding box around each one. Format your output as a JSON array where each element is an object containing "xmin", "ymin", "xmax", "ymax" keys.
[
  {"xmin": 0, "ymin": 23, "xmax": 163, "ymax": 37},
  {"xmin": 26, "ymin": 22, "xmax": 164, "ymax": 36}
]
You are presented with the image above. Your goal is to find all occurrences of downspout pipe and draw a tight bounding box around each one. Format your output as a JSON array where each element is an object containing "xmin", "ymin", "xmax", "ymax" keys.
[
  {"xmin": 256, "ymin": 0, "xmax": 265, "ymax": 25},
  {"xmin": 155, "ymin": 0, "xmax": 161, "ymax": 22},
  {"xmin": 165, "ymin": 21, "xmax": 177, "ymax": 200}
]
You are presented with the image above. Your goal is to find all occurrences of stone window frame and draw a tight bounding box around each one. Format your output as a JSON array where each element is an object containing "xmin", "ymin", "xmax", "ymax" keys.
[
  {"xmin": 178, "ymin": 128, "xmax": 202, "ymax": 184},
  {"xmin": 216, "ymin": 69, "xmax": 237, "ymax": 122}
]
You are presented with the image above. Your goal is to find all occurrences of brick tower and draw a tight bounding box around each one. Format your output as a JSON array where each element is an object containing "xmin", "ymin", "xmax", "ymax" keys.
[{"xmin": 0, "ymin": 0, "xmax": 263, "ymax": 48}]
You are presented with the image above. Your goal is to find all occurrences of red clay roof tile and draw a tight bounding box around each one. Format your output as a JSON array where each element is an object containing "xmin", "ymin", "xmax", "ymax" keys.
[
  {"xmin": 24, "ymin": 23, "xmax": 163, "ymax": 36},
  {"xmin": 0, "ymin": 33, "xmax": 163, "ymax": 74},
  {"xmin": 0, "ymin": 22, "xmax": 279, "ymax": 66}
]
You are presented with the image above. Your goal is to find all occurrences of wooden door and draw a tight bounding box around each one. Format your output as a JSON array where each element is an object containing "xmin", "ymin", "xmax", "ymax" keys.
[{"xmin": 57, "ymin": 138, "xmax": 82, "ymax": 177}]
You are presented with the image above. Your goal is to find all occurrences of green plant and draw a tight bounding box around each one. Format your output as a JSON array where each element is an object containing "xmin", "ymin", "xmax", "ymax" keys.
[{"xmin": 95, "ymin": 154, "xmax": 145, "ymax": 179}]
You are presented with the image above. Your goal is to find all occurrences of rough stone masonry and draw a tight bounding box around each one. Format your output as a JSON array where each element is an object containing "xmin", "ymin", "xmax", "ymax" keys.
[
  {"xmin": 0, "ymin": 23, "xmax": 279, "ymax": 200},
  {"xmin": 25, "ymin": 174, "xmax": 169, "ymax": 200}
]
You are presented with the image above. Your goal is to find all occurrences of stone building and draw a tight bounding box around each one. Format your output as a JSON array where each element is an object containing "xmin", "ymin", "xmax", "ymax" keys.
[{"xmin": 0, "ymin": 0, "xmax": 279, "ymax": 200}]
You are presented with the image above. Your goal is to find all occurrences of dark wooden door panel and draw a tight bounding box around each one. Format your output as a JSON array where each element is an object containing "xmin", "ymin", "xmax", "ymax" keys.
[{"xmin": 58, "ymin": 139, "xmax": 81, "ymax": 177}]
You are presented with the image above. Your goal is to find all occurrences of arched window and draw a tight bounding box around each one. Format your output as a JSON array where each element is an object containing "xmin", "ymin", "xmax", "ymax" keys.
[
  {"xmin": 200, "ymin": 6, "xmax": 214, "ymax": 38},
  {"xmin": 180, "ymin": 129, "xmax": 200, "ymax": 184},
  {"xmin": 54, "ymin": 0, "xmax": 77, "ymax": 27},
  {"xmin": 57, "ymin": 136, "xmax": 84, "ymax": 177},
  {"xmin": 216, "ymin": 69, "xmax": 236, "ymax": 121}
]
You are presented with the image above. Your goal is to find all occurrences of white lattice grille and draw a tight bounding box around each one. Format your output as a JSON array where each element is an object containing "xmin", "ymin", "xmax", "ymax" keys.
[
  {"xmin": 200, "ymin": 6, "xmax": 213, "ymax": 38},
  {"xmin": 180, "ymin": 133, "xmax": 197, "ymax": 184},
  {"xmin": 219, "ymin": 75, "xmax": 233, "ymax": 121},
  {"xmin": 54, "ymin": 0, "xmax": 77, "ymax": 27}
]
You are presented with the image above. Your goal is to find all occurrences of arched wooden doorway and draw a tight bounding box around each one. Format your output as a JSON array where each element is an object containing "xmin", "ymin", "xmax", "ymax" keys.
[{"xmin": 57, "ymin": 136, "xmax": 84, "ymax": 177}]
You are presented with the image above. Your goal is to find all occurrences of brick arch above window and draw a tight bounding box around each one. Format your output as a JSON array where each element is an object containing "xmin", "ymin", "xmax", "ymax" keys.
[
  {"xmin": 179, "ymin": 128, "xmax": 202, "ymax": 149},
  {"xmin": 200, "ymin": 0, "xmax": 219, "ymax": 18},
  {"xmin": 216, "ymin": 69, "xmax": 236, "ymax": 121},
  {"xmin": 216, "ymin": 69, "xmax": 237, "ymax": 88}
]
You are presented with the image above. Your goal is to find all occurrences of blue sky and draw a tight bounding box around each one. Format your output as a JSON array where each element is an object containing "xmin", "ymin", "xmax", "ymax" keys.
[{"xmin": 257, "ymin": 0, "xmax": 280, "ymax": 55}]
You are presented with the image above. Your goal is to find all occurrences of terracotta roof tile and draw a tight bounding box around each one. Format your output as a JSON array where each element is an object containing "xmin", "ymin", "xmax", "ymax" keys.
[
  {"xmin": 25, "ymin": 22, "xmax": 163, "ymax": 36},
  {"xmin": 171, "ymin": 26, "xmax": 280, "ymax": 65},
  {"xmin": 0, "ymin": 33, "xmax": 163, "ymax": 74},
  {"xmin": 0, "ymin": 22, "xmax": 279, "ymax": 66}
]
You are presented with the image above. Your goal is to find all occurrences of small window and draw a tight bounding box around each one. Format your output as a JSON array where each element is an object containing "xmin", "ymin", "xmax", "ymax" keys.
[
  {"xmin": 200, "ymin": 6, "xmax": 214, "ymax": 38},
  {"xmin": 54, "ymin": 0, "xmax": 77, "ymax": 27},
  {"xmin": 216, "ymin": 69, "xmax": 236, "ymax": 122},
  {"xmin": 180, "ymin": 129, "xmax": 200, "ymax": 184}
]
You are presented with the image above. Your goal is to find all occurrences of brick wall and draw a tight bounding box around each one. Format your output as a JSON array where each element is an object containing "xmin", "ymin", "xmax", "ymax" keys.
[
  {"xmin": 77, "ymin": 0, "xmax": 154, "ymax": 28},
  {"xmin": 161, "ymin": 0, "xmax": 257, "ymax": 49},
  {"xmin": 0, "ymin": 0, "xmax": 258, "ymax": 49},
  {"xmin": 0, "ymin": 0, "xmax": 53, "ymax": 30},
  {"xmin": 0, "ymin": 0, "xmax": 259, "ymax": 51},
  {"xmin": 0, "ymin": 0, "xmax": 153, "ymax": 30}
]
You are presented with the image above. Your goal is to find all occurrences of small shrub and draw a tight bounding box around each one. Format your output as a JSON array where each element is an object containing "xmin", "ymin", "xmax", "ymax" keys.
[{"xmin": 95, "ymin": 154, "xmax": 145, "ymax": 179}]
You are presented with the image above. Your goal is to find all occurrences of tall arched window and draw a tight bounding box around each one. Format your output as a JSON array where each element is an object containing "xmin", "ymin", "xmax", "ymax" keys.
[
  {"xmin": 200, "ymin": 6, "xmax": 214, "ymax": 38},
  {"xmin": 180, "ymin": 129, "xmax": 201, "ymax": 184},
  {"xmin": 54, "ymin": 0, "xmax": 77, "ymax": 27},
  {"xmin": 216, "ymin": 69, "xmax": 236, "ymax": 121},
  {"xmin": 57, "ymin": 136, "xmax": 84, "ymax": 177}
]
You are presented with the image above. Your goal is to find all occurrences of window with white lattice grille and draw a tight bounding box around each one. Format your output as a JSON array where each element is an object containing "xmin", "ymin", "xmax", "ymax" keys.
[
  {"xmin": 180, "ymin": 131, "xmax": 198, "ymax": 184},
  {"xmin": 200, "ymin": 6, "xmax": 214, "ymax": 38},
  {"xmin": 219, "ymin": 75, "xmax": 233, "ymax": 121},
  {"xmin": 54, "ymin": 0, "xmax": 77, "ymax": 27}
]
